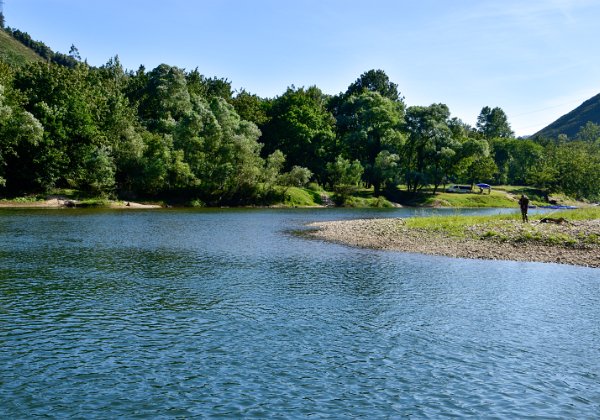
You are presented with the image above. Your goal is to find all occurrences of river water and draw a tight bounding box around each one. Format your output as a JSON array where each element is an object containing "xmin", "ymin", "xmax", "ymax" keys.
[{"xmin": 1, "ymin": 208, "xmax": 599, "ymax": 418}]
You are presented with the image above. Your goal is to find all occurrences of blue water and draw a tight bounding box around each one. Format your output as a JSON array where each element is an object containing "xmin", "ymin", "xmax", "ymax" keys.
[{"xmin": 1, "ymin": 208, "xmax": 599, "ymax": 418}]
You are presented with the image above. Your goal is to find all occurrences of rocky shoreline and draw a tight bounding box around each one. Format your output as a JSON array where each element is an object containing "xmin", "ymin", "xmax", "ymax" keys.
[
  {"xmin": 0, "ymin": 198, "xmax": 161, "ymax": 209},
  {"xmin": 306, "ymin": 218, "xmax": 600, "ymax": 268}
]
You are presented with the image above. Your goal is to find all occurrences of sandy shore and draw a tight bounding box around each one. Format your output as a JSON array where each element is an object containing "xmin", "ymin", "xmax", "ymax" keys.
[
  {"xmin": 0, "ymin": 198, "xmax": 161, "ymax": 209},
  {"xmin": 307, "ymin": 218, "xmax": 600, "ymax": 268}
]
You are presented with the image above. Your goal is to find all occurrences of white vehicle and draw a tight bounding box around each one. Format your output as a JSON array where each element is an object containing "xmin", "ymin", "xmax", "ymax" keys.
[{"xmin": 446, "ymin": 185, "xmax": 472, "ymax": 193}]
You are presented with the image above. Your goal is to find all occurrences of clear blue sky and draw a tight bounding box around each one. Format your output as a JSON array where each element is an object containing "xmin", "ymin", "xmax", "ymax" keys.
[{"xmin": 5, "ymin": 0, "xmax": 600, "ymax": 135}]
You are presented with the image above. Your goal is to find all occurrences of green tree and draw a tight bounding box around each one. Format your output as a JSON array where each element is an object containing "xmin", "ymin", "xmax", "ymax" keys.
[
  {"xmin": 575, "ymin": 121, "xmax": 600, "ymax": 143},
  {"xmin": 0, "ymin": 85, "xmax": 44, "ymax": 189},
  {"xmin": 373, "ymin": 150, "xmax": 400, "ymax": 193},
  {"xmin": 13, "ymin": 62, "xmax": 113, "ymax": 192},
  {"xmin": 261, "ymin": 86, "xmax": 336, "ymax": 183},
  {"xmin": 508, "ymin": 139, "xmax": 543, "ymax": 185},
  {"xmin": 336, "ymin": 91, "xmax": 405, "ymax": 194},
  {"xmin": 137, "ymin": 64, "xmax": 192, "ymax": 131},
  {"xmin": 404, "ymin": 103, "xmax": 455, "ymax": 193},
  {"xmin": 464, "ymin": 155, "xmax": 498, "ymax": 188},
  {"xmin": 345, "ymin": 69, "xmax": 401, "ymax": 102},
  {"xmin": 278, "ymin": 166, "xmax": 313, "ymax": 199},
  {"xmin": 326, "ymin": 155, "xmax": 364, "ymax": 200},
  {"xmin": 477, "ymin": 106, "xmax": 513, "ymax": 139},
  {"xmin": 230, "ymin": 89, "xmax": 270, "ymax": 127},
  {"xmin": 526, "ymin": 140, "xmax": 600, "ymax": 200},
  {"xmin": 186, "ymin": 69, "xmax": 233, "ymax": 101}
]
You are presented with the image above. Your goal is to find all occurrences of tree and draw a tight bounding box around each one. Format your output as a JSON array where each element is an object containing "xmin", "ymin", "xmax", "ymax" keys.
[
  {"xmin": 13, "ymin": 62, "xmax": 110, "ymax": 192},
  {"xmin": 345, "ymin": 69, "xmax": 401, "ymax": 102},
  {"xmin": 186, "ymin": 69, "xmax": 233, "ymax": 101},
  {"xmin": 137, "ymin": 64, "xmax": 192, "ymax": 131},
  {"xmin": 230, "ymin": 89, "xmax": 270, "ymax": 127},
  {"xmin": 477, "ymin": 106, "xmax": 513, "ymax": 139},
  {"xmin": 260, "ymin": 86, "xmax": 336, "ymax": 183},
  {"xmin": 336, "ymin": 91, "xmax": 405, "ymax": 194},
  {"xmin": 326, "ymin": 155, "xmax": 364, "ymax": 201},
  {"xmin": 373, "ymin": 150, "xmax": 400, "ymax": 193},
  {"xmin": 404, "ymin": 103, "xmax": 455, "ymax": 193},
  {"xmin": 278, "ymin": 166, "xmax": 313, "ymax": 198},
  {"xmin": 68, "ymin": 45, "xmax": 82, "ymax": 61},
  {"xmin": 575, "ymin": 121, "xmax": 600, "ymax": 143},
  {"xmin": 507, "ymin": 139, "xmax": 543, "ymax": 185},
  {"xmin": 464, "ymin": 155, "xmax": 498, "ymax": 187},
  {"xmin": 0, "ymin": 85, "xmax": 44, "ymax": 189}
]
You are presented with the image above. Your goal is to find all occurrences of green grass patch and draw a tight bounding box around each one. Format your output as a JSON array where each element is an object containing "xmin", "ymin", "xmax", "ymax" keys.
[
  {"xmin": 343, "ymin": 195, "xmax": 394, "ymax": 208},
  {"xmin": 404, "ymin": 213, "xmax": 515, "ymax": 237},
  {"xmin": 550, "ymin": 206, "xmax": 600, "ymax": 220},
  {"xmin": 76, "ymin": 198, "xmax": 111, "ymax": 208},
  {"xmin": 0, "ymin": 30, "xmax": 44, "ymax": 67},
  {"xmin": 428, "ymin": 190, "xmax": 517, "ymax": 207},
  {"xmin": 396, "ymin": 185, "xmax": 561, "ymax": 208},
  {"xmin": 0, "ymin": 195, "xmax": 42, "ymax": 203},
  {"xmin": 281, "ymin": 187, "xmax": 323, "ymax": 207},
  {"xmin": 404, "ymin": 207, "xmax": 600, "ymax": 246}
]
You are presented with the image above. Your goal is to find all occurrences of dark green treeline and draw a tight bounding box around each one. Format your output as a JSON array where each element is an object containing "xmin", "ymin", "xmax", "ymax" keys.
[{"xmin": 1, "ymin": 54, "xmax": 599, "ymax": 203}]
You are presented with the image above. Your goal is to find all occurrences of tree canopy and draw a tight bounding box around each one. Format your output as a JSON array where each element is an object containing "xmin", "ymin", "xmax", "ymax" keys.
[{"xmin": 1, "ymin": 26, "xmax": 599, "ymax": 203}]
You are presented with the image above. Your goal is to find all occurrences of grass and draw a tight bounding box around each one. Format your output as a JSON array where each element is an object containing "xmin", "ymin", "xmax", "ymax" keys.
[
  {"xmin": 281, "ymin": 187, "xmax": 323, "ymax": 207},
  {"xmin": 403, "ymin": 207, "xmax": 600, "ymax": 246},
  {"xmin": 406, "ymin": 207, "xmax": 600, "ymax": 231},
  {"xmin": 0, "ymin": 195, "xmax": 42, "ymax": 203},
  {"xmin": 391, "ymin": 184, "xmax": 582, "ymax": 208},
  {"xmin": 405, "ymin": 185, "xmax": 555, "ymax": 208},
  {"xmin": 552, "ymin": 206, "xmax": 600, "ymax": 220},
  {"xmin": 404, "ymin": 213, "xmax": 513, "ymax": 237},
  {"xmin": 424, "ymin": 190, "xmax": 519, "ymax": 207},
  {"xmin": 0, "ymin": 30, "xmax": 43, "ymax": 67},
  {"xmin": 343, "ymin": 195, "xmax": 395, "ymax": 208}
]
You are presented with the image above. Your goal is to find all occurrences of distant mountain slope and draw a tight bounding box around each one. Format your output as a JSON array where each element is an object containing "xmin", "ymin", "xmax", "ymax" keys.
[
  {"xmin": 534, "ymin": 92, "xmax": 600, "ymax": 139},
  {"xmin": 0, "ymin": 29, "xmax": 43, "ymax": 66}
]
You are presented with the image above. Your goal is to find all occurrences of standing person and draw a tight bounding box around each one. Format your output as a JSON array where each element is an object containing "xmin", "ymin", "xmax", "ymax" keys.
[{"xmin": 518, "ymin": 194, "xmax": 529, "ymax": 222}]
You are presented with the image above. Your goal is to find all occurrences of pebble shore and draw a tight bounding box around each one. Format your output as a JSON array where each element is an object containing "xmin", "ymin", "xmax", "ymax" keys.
[{"xmin": 307, "ymin": 218, "xmax": 600, "ymax": 268}]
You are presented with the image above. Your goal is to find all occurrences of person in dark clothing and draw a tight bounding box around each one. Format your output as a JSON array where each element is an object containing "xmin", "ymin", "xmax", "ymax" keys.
[{"xmin": 518, "ymin": 194, "xmax": 529, "ymax": 222}]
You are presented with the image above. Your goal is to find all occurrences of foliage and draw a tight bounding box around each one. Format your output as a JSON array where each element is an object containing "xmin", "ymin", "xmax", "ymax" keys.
[
  {"xmin": 260, "ymin": 86, "xmax": 336, "ymax": 184},
  {"xmin": 279, "ymin": 186, "xmax": 322, "ymax": 207},
  {"xmin": 477, "ymin": 106, "xmax": 513, "ymax": 139},
  {"xmin": 527, "ymin": 140, "xmax": 600, "ymax": 200},
  {"xmin": 4, "ymin": 27, "xmax": 80, "ymax": 67},
  {"xmin": 335, "ymin": 90, "xmax": 405, "ymax": 193},
  {"xmin": 0, "ymin": 27, "xmax": 599, "ymax": 205},
  {"xmin": 345, "ymin": 69, "xmax": 401, "ymax": 102},
  {"xmin": 0, "ymin": 29, "xmax": 44, "ymax": 67}
]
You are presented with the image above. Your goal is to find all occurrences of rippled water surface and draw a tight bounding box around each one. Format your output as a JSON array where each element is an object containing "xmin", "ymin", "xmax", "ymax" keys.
[{"xmin": 1, "ymin": 208, "xmax": 599, "ymax": 418}]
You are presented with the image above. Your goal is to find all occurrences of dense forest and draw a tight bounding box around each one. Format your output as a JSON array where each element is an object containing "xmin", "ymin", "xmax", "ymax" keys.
[{"xmin": 1, "ymin": 27, "xmax": 599, "ymax": 205}]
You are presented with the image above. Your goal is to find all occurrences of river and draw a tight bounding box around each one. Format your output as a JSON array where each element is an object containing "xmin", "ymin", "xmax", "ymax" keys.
[{"xmin": 1, "ymin": 208, "xmax": 599, "ymax": 418}]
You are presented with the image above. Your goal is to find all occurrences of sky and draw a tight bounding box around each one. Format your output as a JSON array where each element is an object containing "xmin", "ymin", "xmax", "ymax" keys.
[{"xmin": 5, "ymin": 0, "xmax": 600, "ymax": 136}]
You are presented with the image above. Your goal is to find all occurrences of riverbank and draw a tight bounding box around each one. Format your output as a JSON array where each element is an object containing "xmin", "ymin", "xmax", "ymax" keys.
[
  {"xmin": 306, "ymin": 210, "xmax": 600, "ymax": 268},
  {"xmin": 0, "ymin": 198, "xmax": 161, "ymax": 209}
]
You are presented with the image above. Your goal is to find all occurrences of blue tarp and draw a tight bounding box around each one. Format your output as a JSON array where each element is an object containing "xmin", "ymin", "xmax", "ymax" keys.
[{"xmin": 476, "ymin": 183, "xmax": 491, "ymax": 188}]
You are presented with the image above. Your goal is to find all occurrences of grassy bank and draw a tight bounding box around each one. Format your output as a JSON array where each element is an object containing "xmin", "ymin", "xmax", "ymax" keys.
[
  {"xmin": 0, "ymin": 184, "xmax": 588, "ymax": 209},
  {"xmin": 397, "ymin": 185, "xmax": 552, "ymax": 208},
  {"xmin": 405, "ymin": 207, "xmax": 600, "ymax": 247}
]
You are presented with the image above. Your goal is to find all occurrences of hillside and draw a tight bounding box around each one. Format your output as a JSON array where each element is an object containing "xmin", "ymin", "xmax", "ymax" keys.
[
  {"xmin": 0, "ymin": 29, "xmax": 43, "ymax": 66},
  {"xmin": 534, "ymin": 92, "xmax": 600, "ymax": 139}
]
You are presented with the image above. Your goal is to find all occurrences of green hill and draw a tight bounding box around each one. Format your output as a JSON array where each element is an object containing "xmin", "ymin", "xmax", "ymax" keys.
[
  {"xmin": 534, "ymin": 92, "xmax": 600, "ymax": 139},
  {"xmin": 0, "ymin": 29, "xmax": 43, "ymax": 67}
]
